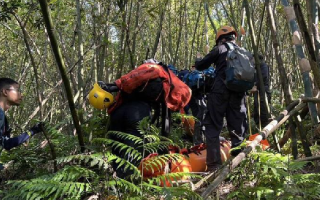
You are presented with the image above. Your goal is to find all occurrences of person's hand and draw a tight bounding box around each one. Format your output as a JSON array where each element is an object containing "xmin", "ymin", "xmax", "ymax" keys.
[
  {"xmin": 143, "ymin": 58, "xmax": 160, "ymax": 64},
  {"xmin": 98, "ymin": 81, "xmax": 108, "ymax": 91},
  {"xmin": 30, "ymin": 122, "xmax": 45, "ymax": 135},
  {"xmin": 249, "ymin": 85, "xmax": 257, "ymax": 94},
  {"xmin": 196, "ymin": 52, "xmax": 202, "ymax": 59},
  {"xmin": 98, "ymin": 81, "xmax": 119, "ymax": 92}
]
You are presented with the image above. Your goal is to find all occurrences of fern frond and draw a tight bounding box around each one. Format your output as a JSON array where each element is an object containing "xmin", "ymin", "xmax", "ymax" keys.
[
  {"xmin": 56, "ymin": 153, "xmax": 109, "ymax": 169},
  {"xmin": 52, "ymin": 166, "xmax": 98, "ymax": 182},
  {"xmin": 106, "ymin": 179, "xmax": 141, "ymax": 194},
  {"xmin": 5, "ymin": 180, "xmax": 90, "ymax": 200},
  {"xmin": 141, "ymin": 141, "xmax": 176, "ymax": 153},
  {"xmin": 158, "ymin": 136, "xmax": 174, "ymax": 143},
  {"xmin": 141, "ymin": 154, "xmax": 185, "ymax": 174},
  {"xmin": 109, "ymin": 155, "xmax": 141, "ymax": 177},
  {"xmin": 143, "ymin": 135, "xmax": 161, "ymax": 143},
  {"xmin": 93, "ymin": 138, "xmax": 142, "ymax": 161},
  {"xmin": 106, "ymin": 131, "xmax": 143, "ymax": 145},
  {"xmin": 137, "ymin": 117, "xmax": 159, "ymax": 136}
]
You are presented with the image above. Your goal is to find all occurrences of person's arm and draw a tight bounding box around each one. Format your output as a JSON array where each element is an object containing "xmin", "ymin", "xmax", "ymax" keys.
[
  {"xmin": 0, "ymin": 110, "xmax": 4, "ymax": 137},
  {"xmin": 3, "ymin": 132, "xmax": 31, "ymax": 150},
  {"xmin": 195, "ymin": 46, "xmax": 219, "ymax": 71},
  {"xmin": 2, "ymin": 123, "xmax": 44, "ymax": 150}
]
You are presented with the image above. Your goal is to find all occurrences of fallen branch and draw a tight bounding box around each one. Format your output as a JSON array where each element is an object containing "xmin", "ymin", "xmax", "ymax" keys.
[
  {"xmin": 295, "ymin": 155, "xmax": 320, "ymax": 162},
  {"xmin": 278, "ymin": 106, "xmax": 309, "ymax": 147},
  {"xmin": 301, "ymin": 97, "xmax": 320, "ymax": 103},
  {"xmin": 194, "ymin": 100, "xmax": 306, "ymax": 198}
]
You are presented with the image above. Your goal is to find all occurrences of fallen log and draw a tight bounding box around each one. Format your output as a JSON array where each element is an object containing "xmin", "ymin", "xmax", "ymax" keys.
[
  {"xmin": 295, "ymin": 155, "xmax": 320, "ymax": 162},
  {"xmin": 194, "ymin": 100, "xmax": 306, "ymax": 198}
]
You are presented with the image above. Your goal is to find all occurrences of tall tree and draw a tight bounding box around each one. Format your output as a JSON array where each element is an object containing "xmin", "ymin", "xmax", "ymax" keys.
[{"xmin": 38, "ymin": 0, "xmax": 85, "ymax": 153}]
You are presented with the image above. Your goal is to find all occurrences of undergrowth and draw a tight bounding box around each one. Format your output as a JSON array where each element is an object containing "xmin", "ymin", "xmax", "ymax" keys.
[{"xmin": 0, "ymin": 115, "xmax": 201, "ymax": 200}]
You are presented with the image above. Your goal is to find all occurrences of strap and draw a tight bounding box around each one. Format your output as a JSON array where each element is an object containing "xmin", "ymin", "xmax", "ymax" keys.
[
  {"xmin": 225, "ymin": 42, "xmax": 235, "ymax": 51},
  {"xmin": 160, "ymin": 64, "xmax": 174, "ymax": 92},
  {"xmin": 161, "ymin": 102, "xmax": 171, "ymax": 137}
]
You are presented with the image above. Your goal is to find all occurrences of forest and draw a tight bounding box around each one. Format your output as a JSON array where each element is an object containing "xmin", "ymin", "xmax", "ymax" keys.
[{"xmin": 1, "ymin": 0, "xmax": 320, "ymax": 199}]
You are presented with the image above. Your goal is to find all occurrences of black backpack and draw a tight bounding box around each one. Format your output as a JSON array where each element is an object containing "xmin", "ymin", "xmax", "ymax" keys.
[{"xmin": 224, "ymin": 42, "xmax": 255, "ymax": 92}]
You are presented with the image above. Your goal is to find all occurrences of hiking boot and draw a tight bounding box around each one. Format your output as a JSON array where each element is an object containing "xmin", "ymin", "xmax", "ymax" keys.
[{"xmin": 206, "ymin": 165, "xmax": 221, "ymax": 173}]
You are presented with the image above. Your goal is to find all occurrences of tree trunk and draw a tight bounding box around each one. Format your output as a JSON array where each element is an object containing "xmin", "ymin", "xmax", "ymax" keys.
[
  {"xmin": 205, "ymin": 2, "xmax": 217, "ymax": 34},
  {"xmin": 38, "ymin": 0, "xmax": 85, "ymax": 153},
  {"xmin": 151, "ymin": 0, "xmax": 169, "ymax": 58},
  {"xmin": 116, "ymin": 1, "xmax": 127, "ymax": 78},
  {"xmin": 188, "ymin": 3, "xmax": 202, "ymax": 66},
  {"xmin": 15, "ymin": 15, "xmax": 44, "ymax": 120},
  {"xmin": 76, "ymin": 0, "xmax": 85, "ymax": 123},
  {"xmin": 173, "ymin": 0, "xmax": 183, "ymax": 67},
  {"xmin": 266, "ymin": 0, "xmax": 293, "ymax": 105},
  {"xmin": 131, "ymin": 0, "xmax": 140, "ymax": 68},
  {"xmin": 244, "ymin": 0, "xmax": 270, "ymax": 120},
  {"xmin": 184, "ymin": 0, "xmax": 189, "ymax": 68},
  {"xmin": 293, "ymin": 0, "xmax": 320, "ymax": 89}
]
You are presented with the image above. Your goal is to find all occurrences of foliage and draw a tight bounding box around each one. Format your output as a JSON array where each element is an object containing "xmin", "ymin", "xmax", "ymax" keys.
[
  {"xmin": 228, "ymin": 151, "xmax": 320, "ymax": 200},
  {"xmin": 0, "ymin": 0, "xmax": 319, "ymax": 199},
  {"xmin": 2, "ymin": 117, "xmax": 201, "ymax": 200}
]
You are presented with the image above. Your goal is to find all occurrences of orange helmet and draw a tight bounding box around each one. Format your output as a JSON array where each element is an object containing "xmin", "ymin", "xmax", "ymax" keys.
[{"xmin": 215, "ymin": 25, "xmax": 237, "ymax": 41}]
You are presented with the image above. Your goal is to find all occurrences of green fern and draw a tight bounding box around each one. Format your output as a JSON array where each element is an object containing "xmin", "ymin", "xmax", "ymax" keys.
[
  {"xmin": 93, "ymin": 138, "xmax": 142, "ymax": 161},
  {"xmin": 5, "ymin": 179, "xmax": 90, "ymax": 200},
  {"xmin": 52, "ymin": 166, "xmax": 98, "ymax": 182},
  {"xmin": 106, "ymin": 131, "xmax": 144, "ymax": 145},
  {"xmin": 228, "ymin": 151, "xmax": 316, "ymax": 199},
  {"xmin": 56, "ymin": 153, "xmax": 109, "ymax": 170},
  {"xmin": 142, "ymin": 141, "xmax": 175, "ymax": 153},
  {"xmin": 3, "ymin": 115, "xmax": 204, "ymax": 200}
]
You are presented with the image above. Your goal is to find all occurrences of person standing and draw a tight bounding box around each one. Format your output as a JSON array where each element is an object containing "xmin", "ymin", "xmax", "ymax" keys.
[{"xmin": 195, "ymin": 26, "xmax": 248, "ymax": 171}]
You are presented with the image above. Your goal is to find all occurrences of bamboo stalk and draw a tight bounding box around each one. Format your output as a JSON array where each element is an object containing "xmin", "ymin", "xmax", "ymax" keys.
[{"xmin": 281, "ymin": 0, "xmax": 319, "ymax": 124}]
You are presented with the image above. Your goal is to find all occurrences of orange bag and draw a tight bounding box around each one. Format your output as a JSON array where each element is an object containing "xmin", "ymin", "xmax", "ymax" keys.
[
  {"xmin": 139, "ymin": 153, "xmax": 192, "ymax": 187},
  {"xmin": 138, "ymin": 153, "xmax": 166, "ymax": 178},
  {"xmin": 247, "ymin": 133, "xmax": 270, "ymax": 150},
  {"xmin": 161, "ymin": 156, "xmax": 192, "ymax": 187},
  {"xmin": 188, "ymin": 142, "xmax": 231, "ymax": 172},
  {"xmin": 110, "ymin": 63, "xmax": 191, "ymax": 114}
]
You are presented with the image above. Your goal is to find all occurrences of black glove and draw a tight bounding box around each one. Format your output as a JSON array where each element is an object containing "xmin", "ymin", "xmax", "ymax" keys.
[
  {"xmin": 98, "ymin": 81, "xmax": 119, "ymax": 92},
  {"xmin": 30, "ymin": 122, "xmax": 45, "ymax": 135}
]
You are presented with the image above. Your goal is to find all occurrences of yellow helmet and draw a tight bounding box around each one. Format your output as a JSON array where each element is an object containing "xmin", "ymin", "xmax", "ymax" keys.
[{"xmin": 89, "ymin": 83, "xmax": 114, "ymax": 110}]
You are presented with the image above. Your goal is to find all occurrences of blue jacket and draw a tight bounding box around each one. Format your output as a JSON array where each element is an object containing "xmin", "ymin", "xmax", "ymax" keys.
[{"xmin": 0, "ymin": 108, "xmax": 32, "ymax": 150}]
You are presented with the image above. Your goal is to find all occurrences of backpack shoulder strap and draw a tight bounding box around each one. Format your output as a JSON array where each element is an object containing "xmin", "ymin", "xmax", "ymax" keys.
[{"xmin": 224, "ymin": 42, "xmax": 235, "ymax": 51}]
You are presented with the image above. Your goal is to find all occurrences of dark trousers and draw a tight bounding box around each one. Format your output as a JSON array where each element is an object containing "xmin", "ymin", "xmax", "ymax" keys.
[
  {"xmin": 188, "ymin": 93, "xmax": 206, "ymax": 145},
  {"xmin": 109, "ymin": 100, "xmax": 151, "ymax": 177},
  {"xmin": 204, "ymin": 88, "xmax": 247, "ymax": 170},
  {"xmin": 253, "ymin": 89, "xmax": 271, "ymax": 127}
]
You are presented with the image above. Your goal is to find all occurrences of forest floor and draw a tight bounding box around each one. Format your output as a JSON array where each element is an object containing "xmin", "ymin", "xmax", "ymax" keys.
[{"xmin": 195, "ymin": 151, "xmax": 320, "ymax": 199}]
